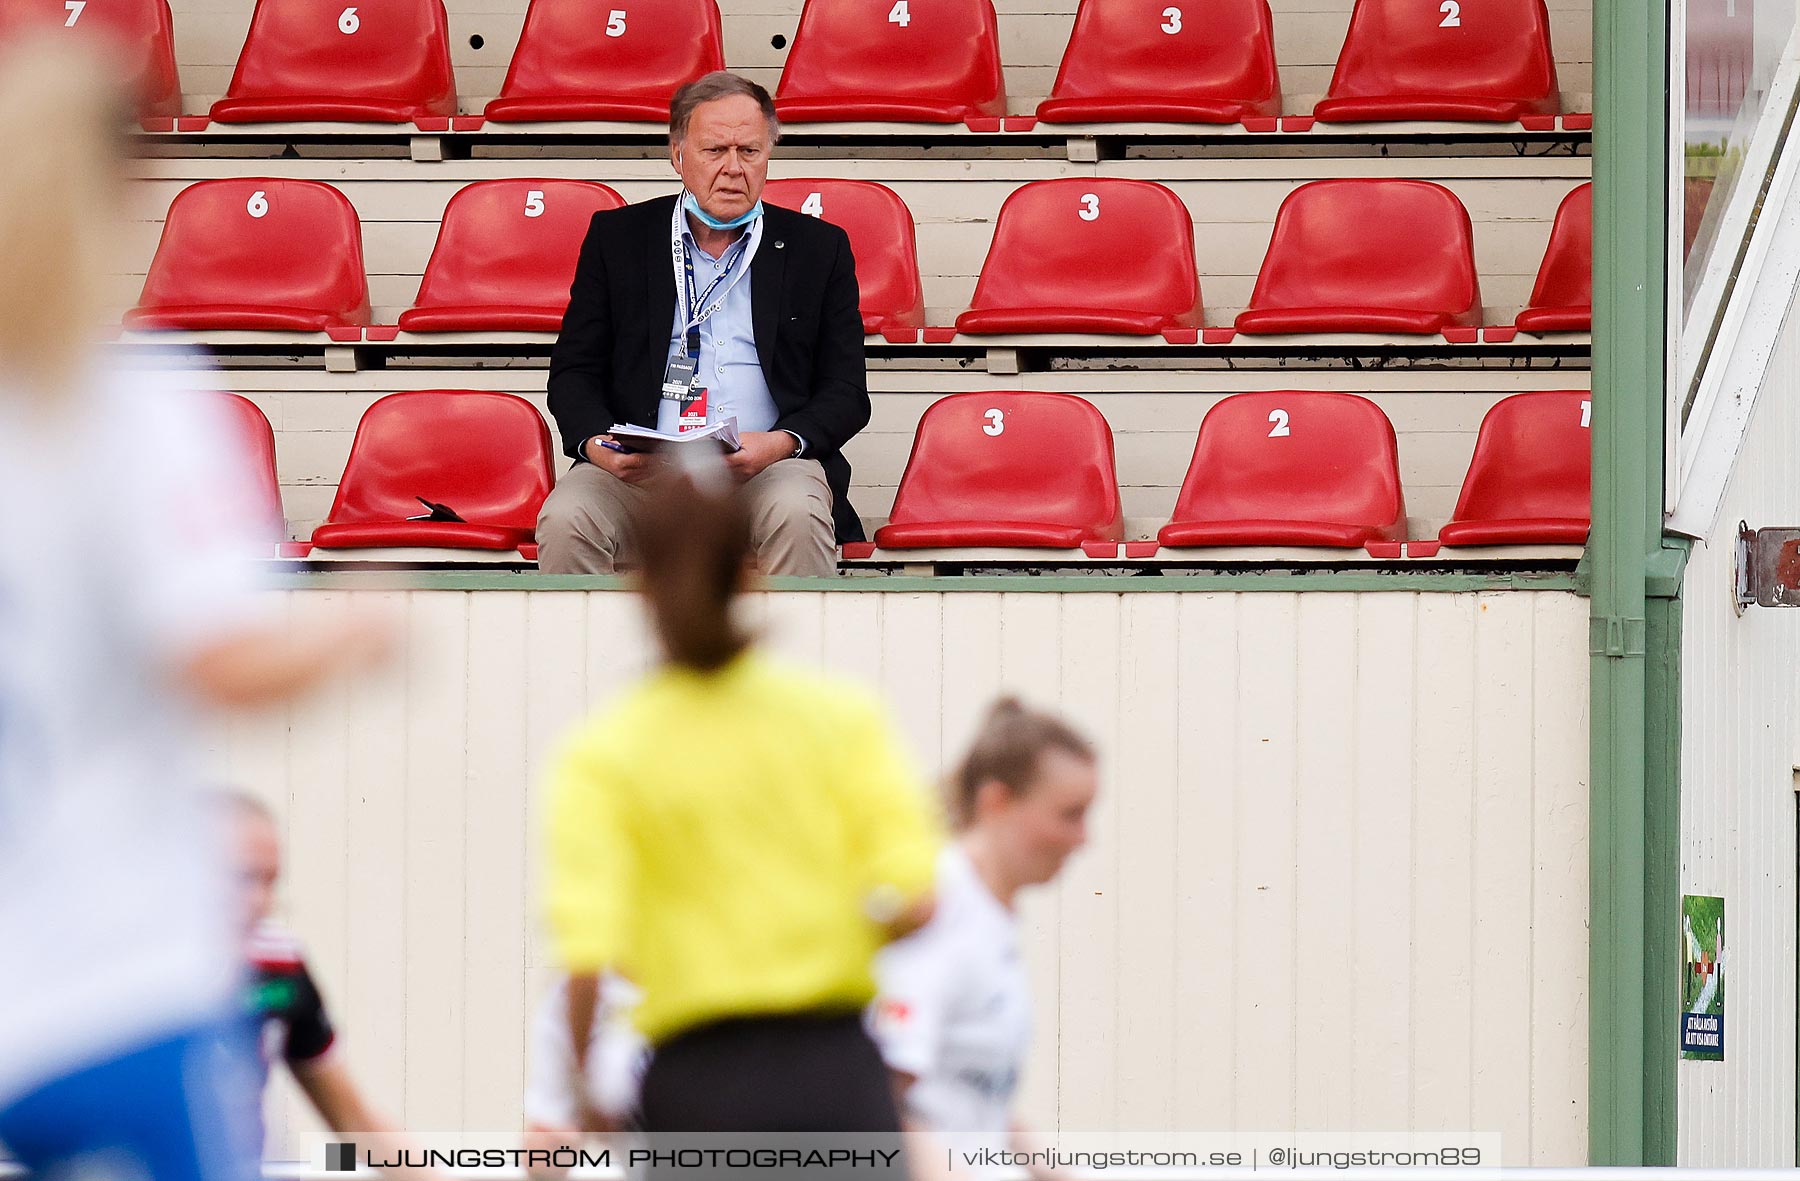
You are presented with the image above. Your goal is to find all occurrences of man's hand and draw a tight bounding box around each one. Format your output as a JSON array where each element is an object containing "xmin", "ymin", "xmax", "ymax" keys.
[
  {"xmin": 724, "ymin": 431, "xmax": 798, "ymax": 482},
  {"xmin": 584, "ymin": 436, "xmax": 660, "ymax": 484}
]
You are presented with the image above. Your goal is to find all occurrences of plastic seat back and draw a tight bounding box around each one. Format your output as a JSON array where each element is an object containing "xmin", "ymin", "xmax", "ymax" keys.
[
  {"xmin": 1313, "ymin": 0, "xmax": 1559, "ymax": 123},
  {"xmin": 485, "ymin": 0, "xmax": 722, "ymax": 122},
  {"xmin": 1158, "ymin": 392, "xmax": 1406, "ymax": 547},
  {"xmin": 398, "ymin": 180, "xmax": 624, "ymax": 332},
  {"xmin": 763, "ymin": 179, "xmax": 924, "ymax": 339},
  {"xmin": 875, "ymin": 392, "xmax": 1123, "ymax": 548},
  {"xmin": 127, "ymin": 179, "xmax": 370, "ymax": 332},
  {"xmin": 1234, "ymin": 179, "xmax": 1480, "ymax": 336},
  {"xmin": 774, "ymin": 0, "xmax": 1005, "ymax": 126},
  {"xmin": 313, "ymin": 391, "xmax": 554, "ymax": 550},
  {"xmin": 210, "ymin": 393, "xmax": 286, "ymax": 542},
  {"xmin": 1515, "ymin": 184, "xmax": 1591, "ymax": 333},
  {"xmin": 0, "ymin": 0, "xmax": 182, "ymax": 119},
  {"xmin": 208, "ymin": 0, "xmax": 455, "ymax": 124},
  {"xmin": 956, "ymin": 178, "xmax": 1202, "ymax": 336},
  {"xmin": 1437, "ymin": 391, "xmax": 1591, "ymax": 546},
  {"xmin": 1037, "ymin": 0, "xmax": 1279, "ymax": 124}
]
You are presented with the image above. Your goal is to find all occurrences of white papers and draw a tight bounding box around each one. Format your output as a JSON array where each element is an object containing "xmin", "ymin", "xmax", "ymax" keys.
[{"xmin": 607, "ymin": 417, "xmax": 742, "ymax": 453}]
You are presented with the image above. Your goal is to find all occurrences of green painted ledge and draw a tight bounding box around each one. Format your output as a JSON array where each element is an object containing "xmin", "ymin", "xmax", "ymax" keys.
[{"xmin": 269, "ymin": 569, "xmax": 1584, "ymax": 594}]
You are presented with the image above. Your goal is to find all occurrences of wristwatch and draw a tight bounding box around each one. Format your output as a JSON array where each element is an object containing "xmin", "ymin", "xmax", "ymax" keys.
[{"xmin": 782, "ymin": 430, "xmax": 805, "ymax": 459}]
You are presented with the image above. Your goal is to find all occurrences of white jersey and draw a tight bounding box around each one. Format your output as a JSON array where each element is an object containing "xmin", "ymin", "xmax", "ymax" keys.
[
  {"xmin": 523, "ymin": 975, "xmax": 649, "ymax": 1128},
  {"xmin": 0, "ymin": 366, "xmax": 272, "ymax": 1106},
  {"xmin": 871, "ymin": 845, "xmax": 1033, "ymax": 1149}
]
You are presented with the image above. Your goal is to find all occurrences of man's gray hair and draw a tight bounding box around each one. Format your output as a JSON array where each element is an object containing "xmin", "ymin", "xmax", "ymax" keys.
[{"xmin": 669, "ymin": 71, "xmax": 780, "ymax": 146}]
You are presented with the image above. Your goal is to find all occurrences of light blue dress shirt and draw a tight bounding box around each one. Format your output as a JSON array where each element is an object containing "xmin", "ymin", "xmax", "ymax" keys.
[{"xmin": 658, "ymin": 219, "xmax": 781, "ymax": 438}]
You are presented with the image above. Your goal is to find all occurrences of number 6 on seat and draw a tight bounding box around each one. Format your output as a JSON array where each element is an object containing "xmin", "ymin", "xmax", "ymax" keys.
[{"xmin": 208, "ymin": 0, "xmax": 458, "ymax": 124}]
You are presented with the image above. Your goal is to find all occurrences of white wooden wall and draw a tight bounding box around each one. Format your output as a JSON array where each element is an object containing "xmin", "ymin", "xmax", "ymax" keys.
[
  {"xmin": 206, "ymin": 586, "xmax": 1592, "ymax": 1163},
  {"xmin": 159, "ymin": 0, "xmax": 1593, "ymax": 117},
  {"xmin": 1677, "ymin": 296, "xmax": 1800, "ymax": 1167}
]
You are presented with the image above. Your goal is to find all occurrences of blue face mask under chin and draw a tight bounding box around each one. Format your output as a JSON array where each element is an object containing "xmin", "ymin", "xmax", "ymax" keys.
[{"xmin": 683, "ymin": 191, "xmax": 764, "ymax": 231}]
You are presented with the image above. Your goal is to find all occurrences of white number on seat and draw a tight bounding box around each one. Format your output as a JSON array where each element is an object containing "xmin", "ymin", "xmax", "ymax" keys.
[
  {"xmin": 1580, "ymin": 399, "xmax": 1592, "ymax": 428},
  {"xmin": 1078, "ymin": 193, "xmax": 1100, "ymax": 221},
  {"xmin": 801, "ymin": 192, "xmax": 824, "ymax": 218},
  {"xmin": 1439, "ymin": 0, "xmax": 1461, "ymax": 27},
  {"xmin": 605, "ymin": 9, "xmax": 626, "ymax": 36},
  {"xmin": 888, "ymin": 0, "xmax": 911, "ymax": 27},
  {"xmin": 1161, "ymin": 6, "xmax": 1182, "ymax": 33},
  {"xmin": 246, "ymin": 190, "xmax": 269, "ymax": 218},
  {"xmin": 1267, "ymin": 408, "xmax": 1291, "ymax": 437},
  {"xmin": 524, "ymin": 189, "xmax": 545, "ymax": 217},
  {"xmin": 983, "ymin": 408, "xmax": 1005, "ymax": 436},
  {"xmin": 63, "ymin": 1, "xmax": 85, "ymax": 27},
  {"xmin": 338, "ymin": 6, "xmax": 359, "ymax": 33}
]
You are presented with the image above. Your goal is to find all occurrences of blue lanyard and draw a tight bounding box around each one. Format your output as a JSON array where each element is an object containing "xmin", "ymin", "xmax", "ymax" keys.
[{"xmin": 677, "ymin": 226, "xmax": 755, "ymax": 362}]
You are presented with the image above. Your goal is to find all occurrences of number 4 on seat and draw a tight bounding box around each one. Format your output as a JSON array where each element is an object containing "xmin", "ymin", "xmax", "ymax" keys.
[{"xmin": 774, "ymin": 0, "xmax": 1006, "ymax": 128}]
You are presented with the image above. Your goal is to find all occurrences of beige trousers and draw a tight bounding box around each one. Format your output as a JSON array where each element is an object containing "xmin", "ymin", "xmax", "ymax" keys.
[{"xmin": 536, "ymin": 458, "xmax": 838, "ymax": 576}]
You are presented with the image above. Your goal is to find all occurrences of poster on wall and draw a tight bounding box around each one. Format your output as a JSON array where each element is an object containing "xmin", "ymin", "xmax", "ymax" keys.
[{"xmin": 1681, "ymin": 894, "xmax": 1725, "ymax": 1061}]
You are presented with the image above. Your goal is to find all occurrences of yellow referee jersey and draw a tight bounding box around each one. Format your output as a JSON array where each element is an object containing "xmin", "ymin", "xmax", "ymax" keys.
[{"xmin": 545, "ymin": 650, "xmax": 943, "ymax": 1045}]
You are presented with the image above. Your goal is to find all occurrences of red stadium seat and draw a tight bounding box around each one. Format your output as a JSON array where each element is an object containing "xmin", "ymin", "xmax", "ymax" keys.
[
  {"xmin": 1157, "ymin": 392, "xmax": 1406, "ymax": 547},
  {"xmin": 310, "ymin": 391, "xmax": 554, "ymax": 552},
  {"xmin": 1514, "ymin": 184, "xmax": 1592, "ymax": 334},
  {"xmin": 396, "ymin": 181, "xmax": 624, "ymax": 333},
  {"xmin": 774, "ymin": 0, "xmax": 1005, "ymax": 127},
  {"xmin": 954, "ymin": 179, "xmax": 1203, "ymax": 336},
  {"xmin": 1234, "ymin": 179, "xmax": 1481, "ymax": 336},
  {"xmin": 875, "ymin": 392, "xmax": 1124, "ymax": 548},
  {"xmin": 1436, "ymin": 391, "xmax": 1591, "ymax": 546},
  {"xmin": 1312, "ymin": 0, "xmax": 1559, "ymax": 124},
  {"xmin": 126, "ymin": 179, "xmax": 371, "ymax": 332},
  {"xmin": 1035, "ymin": 0, "xmax": 1280, "ymax": 125},
  {"xmin": 0, "ymin": 0, "xmax": 182, "ymax": 120},
  {"xmin": 484, "ymin": 0, "xmax": 722, "ymax": 122},
  {"xmin": 213, "ymin": 392, "xmax": 286, "ymax": 539},
  {"xmin": 208, "ymin": 0, "xmax": 455, "ymax": 124},
  {"xmin": 762, "ymin": 179, "xmax": 924, "ymax": 341}
]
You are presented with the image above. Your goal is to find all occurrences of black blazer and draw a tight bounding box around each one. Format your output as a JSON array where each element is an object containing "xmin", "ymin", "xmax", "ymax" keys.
[{"xmin": 547, "ymin": 194, "xmax": 870, "ymax": 542}]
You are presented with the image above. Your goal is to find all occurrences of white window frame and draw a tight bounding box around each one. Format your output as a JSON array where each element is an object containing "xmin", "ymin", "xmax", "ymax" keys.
[{"xmin": 1670, "ymin": 12, "xmax": 1800, "ymax": 511}]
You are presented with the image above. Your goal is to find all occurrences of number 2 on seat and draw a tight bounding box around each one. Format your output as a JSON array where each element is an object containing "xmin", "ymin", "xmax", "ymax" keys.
[
  {"xmin": 1439, "ymin": 0, "xmax": 1461, "ymax": 27},
  {"xmin": 1267, "ymin": 409, "xmax": 1290, "ymax": 437}
]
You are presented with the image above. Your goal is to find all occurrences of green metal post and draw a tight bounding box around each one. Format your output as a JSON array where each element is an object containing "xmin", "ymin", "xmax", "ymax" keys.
[{"xmin": 1589, "ymin": 0, "xmax": 1676, "ymax": 1164}]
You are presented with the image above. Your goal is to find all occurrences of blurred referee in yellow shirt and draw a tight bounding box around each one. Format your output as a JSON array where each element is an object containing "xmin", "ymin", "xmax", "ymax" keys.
[{"xmin": 544, "ymin": 474, "xmax": 941, "ymax": 1151}]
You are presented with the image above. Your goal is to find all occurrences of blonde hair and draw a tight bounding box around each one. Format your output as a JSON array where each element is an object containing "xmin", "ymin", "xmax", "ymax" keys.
[
  {"xmin": 0, "ymin": 35, "xmax": 129, "ymax": 399},
  {"xmin": 948, "ymin": 697, "xmax": 1094, "ymax": 828}
]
